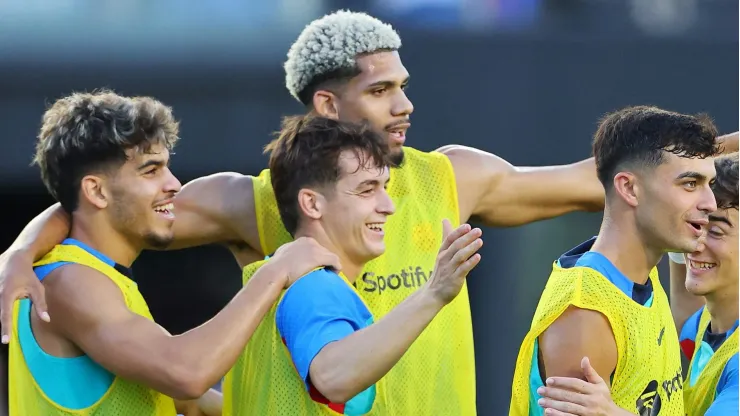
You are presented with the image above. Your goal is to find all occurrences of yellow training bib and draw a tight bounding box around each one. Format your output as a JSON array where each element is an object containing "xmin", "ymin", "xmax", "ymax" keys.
[
  {"xmin": 246, "ymin": 146, "xmax": 474, "ymax": 415},
  {"xmin": 510, "ymin": 264, "xmax": 684, "ymax": 415},
  {"xmin": 9, "ymin": 244, "xmax": 176, "ymax": 416}
]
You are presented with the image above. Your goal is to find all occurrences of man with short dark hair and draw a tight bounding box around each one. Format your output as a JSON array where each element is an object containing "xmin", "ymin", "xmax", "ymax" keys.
[
  {"xmin": 510, "ymin": 106, "xmax": 720, "ymax": 416},
  {"xmin": 8, "ymin": 92, "xmax": 338, "ymax": 416},
  {"xmin": 536, "ymin": 153, "xmax": 739, "ymax": 416},
  {"xmin": 223, "ymin": 115, "xmax": 483, "ymax": 415}
]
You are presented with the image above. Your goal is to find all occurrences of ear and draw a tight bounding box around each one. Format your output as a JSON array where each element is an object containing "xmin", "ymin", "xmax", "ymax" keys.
[
  {"xmin": 80, "ymin": 174, "xmax": 109, "ymax": 209},
  {"xmin": 297, "ymin": 188, "xmax": 324, "ymax": 221},
  {"xmin": 312, "ymin": 90, "xmax": 340, "ymax": 120},
  {"xmin": 613, "ymin": 171, "xmax": 639, "ymax": 207}
]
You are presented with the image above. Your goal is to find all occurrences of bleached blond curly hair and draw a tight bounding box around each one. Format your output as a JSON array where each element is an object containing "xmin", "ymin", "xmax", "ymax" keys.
[{"xmin": 285, "ymin": 10, "xmax": 402, "ymax": 104}]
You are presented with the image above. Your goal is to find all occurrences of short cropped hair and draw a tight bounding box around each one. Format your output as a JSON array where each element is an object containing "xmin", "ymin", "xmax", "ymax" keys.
[
  {"xmin": 265, "ymin": 115, "xmax": 391, "ymax": 236},
  {"xmin": 712, "ymin": 152, "xmax": 738, "ymax": 210},
  {"xmin": 592, "ymin": 105, "xmax": 719, "ymax": 192},
  {"xmin": 285, "ymin": 10, "xmax": 402, "ymax": 105},
  {"xmin": 33, "ymin": 90, "xmax": 180, "ymax": 212}
]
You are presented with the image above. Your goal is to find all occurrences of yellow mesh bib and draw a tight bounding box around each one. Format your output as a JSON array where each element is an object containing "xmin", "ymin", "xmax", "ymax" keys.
[
  {"xmin": 248, "ymin": 147, "xmax": 474, "ymax": 415},
  {"xmin": 683, "ymin": 308, "xmax": 739, "ymax": 416},
  {"xmin": 223, "ymin": 261, "xmax": 385, "ymax": 415},
  {"xmin": 9, "ymin": 244, "xmax": 177, "ymax": 416},
  {"xmin": 509, "ymin": 264, "xmax": 684, "ymax": 416}
]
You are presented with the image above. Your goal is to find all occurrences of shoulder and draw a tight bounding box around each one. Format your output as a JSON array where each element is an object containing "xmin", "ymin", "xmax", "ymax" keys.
[
  {"xmin": 42, "ymin": 264, "xmax": 128, "ymax": 332},
  {"xmin": 540, "ymin": 305, "xmax": 617, "ymax": 378},
  {"xmin": 719, "ymin": 354, "xmax": 739, "ymax": 388},
  {"xmin": 436, "ymin": 145, "xmax": 513, "ymax": 176},
  {"xmin": 679, "ymin": 306, "xmax": 704, "ymax": 342},
  {"xmin": 282, "ymin": 269, "xmax": 355, "ymax": 303}
]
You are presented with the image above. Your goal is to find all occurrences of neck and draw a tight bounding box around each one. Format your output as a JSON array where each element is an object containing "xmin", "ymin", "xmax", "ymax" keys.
[
  {"xmin": 70, "ymin": 212, "xmax": 141, "ymax": 267},
  {"xmin": 590, "ymin": 213, "xmax": 661, "ymax": 285},
  {"xmin": 293, "ymin": 227, "xmax": 364, "ymax": 283},
  {"xmin": 705, "ymin": 289, "xmax": 739, "ymax": 334}
]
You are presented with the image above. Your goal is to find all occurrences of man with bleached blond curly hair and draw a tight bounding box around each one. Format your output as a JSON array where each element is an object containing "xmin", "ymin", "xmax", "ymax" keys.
[{"xmin": 2, "ymin": 9, "xmax": 739, "ymax": 416}]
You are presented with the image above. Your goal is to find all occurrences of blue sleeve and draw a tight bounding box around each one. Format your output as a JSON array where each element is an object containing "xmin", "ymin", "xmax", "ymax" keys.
[
  {"xmin": 680, "ymin": 307, "xmax": 704, "ymax": 342},
  {"xmin": 276, "ymin": 269, "xmax": 368, "ymax": 390},
  {"xmin": 705, "ymin": 354, "xmax": 739, "ymax": 416}
]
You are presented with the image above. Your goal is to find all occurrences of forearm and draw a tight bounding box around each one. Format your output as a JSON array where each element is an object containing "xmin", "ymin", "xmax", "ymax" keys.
[
  {"xmin": 669, "ymin": 260, "xmax": 704, "ymax": 333},
  {"xmin": 718, "ymin": 132, "xmax": 738, "ymax": 154},
  {"xmin": 5, "ymin": 204, "xmax": 69, "ymax": 261},
  {"xmin": 311, "ymin": 289, "xmax": 443, "ymax": 402},
  {"xmin": 170, "ymin": 263, "xmax": 285, "ymax": 393}
]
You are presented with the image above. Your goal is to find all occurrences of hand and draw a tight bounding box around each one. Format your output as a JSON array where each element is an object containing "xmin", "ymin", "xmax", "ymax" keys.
[
  {"xmin": 425, "ymin": 219, "xmax": 482, "ymax": 305},
  {"xmin": 537, "ymin": 357, "xmax": 632, "ymax": 416},
  {"xmin": 270, "ymin": 237, "xmax": 342, "ymax": 288},
  {"xmin": 0, "ymin": 250, "xmax": 50, "ymax": 344}
]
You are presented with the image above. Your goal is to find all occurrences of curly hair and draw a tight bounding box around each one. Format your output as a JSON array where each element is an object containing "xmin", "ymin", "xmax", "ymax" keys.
[
  {"xmin": 712, "ymin": 152, "xmax": 738, "ymax": 211},
  {"xmin": 264, "ymin": 115, "xmax": 391, "ymax": 236},
  {"xmin": 285, "ymin": 10, "xmax": 402, "ymax": 105},
  {"xmin": 33, "ymin": 90, "xmax": 180, "ymax": 212},
  {"xmin": 592, "ymin": 105, "xmax": 720, "ymax": 192}
]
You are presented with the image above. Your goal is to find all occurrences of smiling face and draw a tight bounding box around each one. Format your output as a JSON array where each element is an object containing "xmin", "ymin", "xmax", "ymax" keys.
[
  {"xmin": 632, "ymin": 152, "xmax": 718, "ymax": 253},
  {"xmin": 311, "ymin": 149, "xmax": 395, "ymax": 265},
  {"xmin": 102, "ymin": 143, "xmax": 182, "ymax": 249},
  {"xmin": 316, "ymin": 51, "xmax": 413, "ymax": 166},
  {"xmin": 684, "ymin": 207, "xmax": 738, "ymax": 297}
]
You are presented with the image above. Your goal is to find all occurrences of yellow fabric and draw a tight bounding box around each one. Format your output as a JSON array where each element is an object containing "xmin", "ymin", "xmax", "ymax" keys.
[
  {"xmin": 683, "ymin": 308, "xmax": 739, "ymax": 416},
  {"xmin": 223, "ymin": 261, "xmax": 384, "ymax": 415},
  {"xmin": 9, "ymin": 244, "xmax": 177, "ymax": 416},
  {"xmin": 509, "ymin": 264, "xmax": 684, "ymax": 416},
  {"xmin": 236, "ymin": 146, "xmax": 473, "ymax": 415}
]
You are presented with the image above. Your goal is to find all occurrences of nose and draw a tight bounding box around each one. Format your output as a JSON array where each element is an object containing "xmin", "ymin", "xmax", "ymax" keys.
[
  {"xmin": 697, "ymin": 185, "xmax": 718, "ymax": 214},
  {"xmin": 163, "ymin": 167, "xmax": 182, "ymax": 194},
  {"xmin": 392, "ymin": 89, "xmax": 414, "ymax": 117},
  {"xmin": 377, "ymin": 189, "xmax": 396, "ymax": 216}
]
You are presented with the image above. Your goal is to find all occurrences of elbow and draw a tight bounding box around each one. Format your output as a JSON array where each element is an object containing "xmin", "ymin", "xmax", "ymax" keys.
[
  {"xmin": 310, "ymin": 366, "xmax": 357, "ymax": 404},
  {"xmin": 164, "ymin": 363, "xmax": 212, "ymax": 400}
]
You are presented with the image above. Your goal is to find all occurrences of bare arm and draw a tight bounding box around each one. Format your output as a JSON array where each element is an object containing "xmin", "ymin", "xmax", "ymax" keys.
[
  {"xmin": 718, "ymin": 131, "xmax": 739, "ymax": 154},
  {"xmin": 164, "ymin": 172, "xmax": 260, "ymax": 251},
  {"xmin": 668, "ymin": 257, "xmax": 704, "ymax": 334},
  {"xmin": 46, "ymin": 261, "xmax": 289, "ymax": 400},
  {"xmin": 438, "ymin": 146, "xmax": 604, "ymax": 226},
  {"xmin": 175, "ymin": 389, "xmax": 222, "ymax": 416},
  {"xmin": 309, "ymin": 288, "xmax": 444, "ymax": 403},
  {"xmin": 539, "ymin": 306, "xmax": 618, "ymax": 385}
]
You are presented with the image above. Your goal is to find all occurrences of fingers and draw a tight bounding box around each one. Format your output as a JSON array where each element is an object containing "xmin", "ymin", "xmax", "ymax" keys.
[
  {"xmin": 538, "ymin": 397, "xmax": 587, "ymax": 416},
  {"xmin": 438, "ymin": 221, "xmax": 471, "ymax": 252},
  {"xmin": 29, "ymin": 281, "xmax": 50, "ymax": 323},
  {"xmin": 456, "ymin": 253, "xmax": 481, "ymax": 276},
  {"xmin": 545, "ymin": 377, "xmax": 594, "ymax": 394},
  {"xmin": 537, "ymin": 386, "xmax": 588, "ymax": 406},
  {"xmin": 441, "ymin": 218, "xmax": 453, "ymax": 240},
  {"xmin": 544, "ymin": 408, "xmax": 579, "ymax": 416},
  {"xmin": 0, "ymin": 292, "xmax": 11, "ymax": 344},
  {"xmin": 450, "ymin": 236, "xmax": 483, "ymax": 268},
  {"xmin": 580, "ymin": 357, "xmax": 603, "ymax": 385},
  {"xmin": 443, "ymin": 227, "xmax": 481, "ymax": 260},
  {"xmin": 321, "ymin": 253, "xmax": 342, "ymax": 271}
]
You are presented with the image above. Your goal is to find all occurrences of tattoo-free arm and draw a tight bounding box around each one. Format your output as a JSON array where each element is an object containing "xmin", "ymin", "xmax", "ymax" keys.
[
  {"xmin": 439, "ymin": 145, "xmax": 604, "ymax": 226},
  {"xmin": 47, "ymin": 261, "xmax": 288, "ymax": 400}
]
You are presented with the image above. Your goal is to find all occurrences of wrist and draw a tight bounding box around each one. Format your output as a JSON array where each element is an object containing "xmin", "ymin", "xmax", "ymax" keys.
[
  {"xmin": 418, "ymin": 286, "xmax": 447, "ymax": 311},
  {"xmin": 257, "ymin": 261, "xmax": 289, "ymax": 286}
]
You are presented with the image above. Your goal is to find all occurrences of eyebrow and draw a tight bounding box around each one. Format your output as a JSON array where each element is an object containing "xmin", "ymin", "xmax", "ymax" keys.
[
  {"xmin": 137, "ymin": 159, "xmax": 167, "ymax": 171},
  {"xmin": 366, "ymin": 76, "xmax": 410, "ymax": 90},
  {"xmin": 675, "ymin": 171, "xmax": 708, "ymax": 181},
  {"xmin": 357, "ymin": 176, "xmax": 391, "ymax": 188},
  {"xmin": 709, "ymin": 214, "xmax": 733, "ymax": 228}
]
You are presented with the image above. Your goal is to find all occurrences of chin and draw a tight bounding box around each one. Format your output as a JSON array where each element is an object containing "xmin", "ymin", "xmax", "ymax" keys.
[{"xmin": 144, "ymin": 231, "xmax": 174, "ymax": 249}]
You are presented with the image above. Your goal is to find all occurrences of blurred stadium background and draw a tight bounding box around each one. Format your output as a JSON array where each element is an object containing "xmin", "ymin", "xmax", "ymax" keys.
[{"xmin": 0, "ymin": 1, "xmax": 737, "ymax": 415}]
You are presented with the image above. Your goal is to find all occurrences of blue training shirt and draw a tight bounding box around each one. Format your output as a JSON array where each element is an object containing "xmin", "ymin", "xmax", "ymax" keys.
[
  {"xmin": 276, "ymin": 268, "xmax": 376, "ymax": 414},
  {"xmin": 680, "ymin": 306, "xmax": 739, "ymax": 415}
]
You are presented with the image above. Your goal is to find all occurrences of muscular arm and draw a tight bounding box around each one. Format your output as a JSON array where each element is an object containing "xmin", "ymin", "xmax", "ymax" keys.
[
  {"xmin": 717, "ymin": 131, "xmax": 739, "ymax": 154},
  {"xmin": 5, "ymin": 173, "xmax": 260, "ymax": 261},
  {"xmin": 539, "ymin": 306, "xmax": 618, "ymax": 385},
  {"xmin": 308, "ymin": 289, "xmax": 444, "ymax": 403},
  {"xmin": 668, "ymin": 259, "xmax": 704, "ymax": 334},
  {"xmin": 438, "ymin": 146, "xmax": 604, "ymax": 226},
  {"xmin": 45, "ymin": 260, "xmax": 288, "ymax": 400}
]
